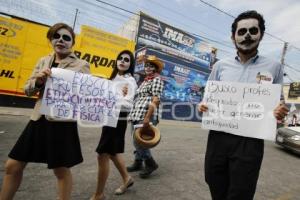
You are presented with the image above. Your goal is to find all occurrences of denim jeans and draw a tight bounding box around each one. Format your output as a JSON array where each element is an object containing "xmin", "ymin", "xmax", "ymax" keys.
[{"xmin": 131, "ymin": 118, "xmax": 158, "ymax": 161}]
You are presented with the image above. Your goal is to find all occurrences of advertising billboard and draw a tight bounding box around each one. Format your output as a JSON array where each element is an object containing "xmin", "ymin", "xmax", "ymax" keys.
[
  {"xmin": 137, "ymin": 12, "xmax": 212, "ymax": 70},
  {"xmin": 135, "ymin": 47, "xmax": 210, "ymax": 121}
]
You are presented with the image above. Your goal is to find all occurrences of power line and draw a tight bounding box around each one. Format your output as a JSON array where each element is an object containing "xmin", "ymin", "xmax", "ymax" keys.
[
  {"xmin": 114, "ymin": 0, "xmax": 217, "ymax": 41},
  {"xmin": 83, "ymin": 1, "xmax": 236, "ymax": 52},
  {"xmin": 1, "ymin": 0, "xmax": 78, "ymax": 27},
  {"xmin": 94, "ymin": 0, "xmax": 138, "ymax": 16},
  {"xmin": 148, "ymin": 0, "xmax": 228, "ymax": 39},
  {"xmin": 83, "ymin": 0, "xmax": 236, "ymax": 51},
  {"xmin": 191, "ymin": 33, "xmax": 235, "ymax": 50},
  {"xmin": 5, "ymin": 0, "xmax": 299, "ymax": 61},
  {"xmin": 76, "ymin": 12, "xmax": 136, "ymax": 33},
  {"xmin": 82, "ymin": 0, "xmax": 132, "ymax": 19},
  {"xmin": 79, "ymin": 10, "xmax": 128, "ymax": 26},
  {"xmin": 284, "ymin": 64, "xmax": 300, "ymax": 82},
  {"xmin": 284, "ymin": 73, "xmax": 294, "ymax": 82},
  {"xmin": 89, "ymin": 0, "xmax": 236, "ymax": 51},
  {"xmin": 198, "ymin": 0, "xmax": 235, "ymax": 18},
  {"xmin": 290, "ymin": 45, "xmax": 300, "ymax": 53},
  {"xmin": 284, "ymin": 63, "xmax": 300, "ymax": 74},
  {"xmin": 30, "ymin": 0, "xmax": 77, "ymax": 16},
  {"xmin": 146, "ymin": 0, "xmax": 236, "ymax": 49},
  {"xmin": 197, "ymin": 0, "xmax": 300, "ymax": 47}
]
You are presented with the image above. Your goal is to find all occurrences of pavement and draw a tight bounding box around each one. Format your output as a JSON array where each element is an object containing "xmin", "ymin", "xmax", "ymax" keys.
[
  {"xmin": 0, "ymin": 106, "xmax": 33, "ymax": 117},
  {"xmin": 0, "ymin": 106, "xmax": 300, "ymax": 200}
]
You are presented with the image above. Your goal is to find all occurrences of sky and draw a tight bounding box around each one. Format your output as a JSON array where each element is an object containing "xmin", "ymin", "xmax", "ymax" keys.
[{"xmin": 1, "ymin": 0, "xmax": 300, "ymax": 82}]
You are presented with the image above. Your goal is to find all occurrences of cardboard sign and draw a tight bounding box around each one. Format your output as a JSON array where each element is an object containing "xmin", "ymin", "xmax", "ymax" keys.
[
  {"xmin": 202, "ymin": 81, "xmax": 281, "ymax": 141},
  {"xmin": 40, "ymin": 68, "xmax": 121, "ymax": 127}
]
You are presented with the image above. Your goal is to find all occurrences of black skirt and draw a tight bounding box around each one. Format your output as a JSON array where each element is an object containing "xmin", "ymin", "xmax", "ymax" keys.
[
  {"xmin": 9, "ymin": 116, "xmax": 83, "ymax": 169},
  {"xmin": 96, "ymin": 112, "xmax": 128, "ymax": 155}
]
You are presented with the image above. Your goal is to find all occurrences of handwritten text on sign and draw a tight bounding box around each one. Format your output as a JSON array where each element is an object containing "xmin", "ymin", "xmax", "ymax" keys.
[
  {"xmin": 202, "ymin": 81, "xmax": 281, "ymax": 141},
  {"xmin": 40, "ymin": 68, "xmax": 121, "ymax": 127}
]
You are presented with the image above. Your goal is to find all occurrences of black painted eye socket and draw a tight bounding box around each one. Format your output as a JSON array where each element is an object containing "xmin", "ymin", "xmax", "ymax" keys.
[
  {"xmin": 237, "ymin": 27, "xmax": 259, "ymax": 36},
  {"xmin": 237, "ymin": 28, "xmax": 247, "ymax": 36},
  {"xmin": 53, "ymin": 33, "xmax": 72, "ymax": 42},
  {"xmin": 117, "ymin": 56, "xmax": 130, "ymax": 63},
  {"xmin": 144, "ymin": 62, "xmax": 156, "ymax": 68},
  {"xmin": 249, "ymin": 27, "xmax": 259, "ymax": 35}
]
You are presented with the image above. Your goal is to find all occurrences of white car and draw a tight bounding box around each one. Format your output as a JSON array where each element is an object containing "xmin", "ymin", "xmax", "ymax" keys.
[{"xmin": 276, "ymin": 126, "xmax": 300, "ymax": 155}]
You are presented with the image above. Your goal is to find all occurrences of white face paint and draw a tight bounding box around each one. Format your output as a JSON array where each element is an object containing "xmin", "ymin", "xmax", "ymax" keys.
[
  {"xmin": 234, "ymin": 18, "xmax": 261, "ymax": 52},
  {"xmin": 51, "ymin": 28, "xmax": 73, "ymax": 56},
  {"xmin": 144, "ymin": 62, "xmax": 156, "ymax": 76},
  {"xmin": 117, "ymin": 53, "xmax": 131, "ymax": 73}
]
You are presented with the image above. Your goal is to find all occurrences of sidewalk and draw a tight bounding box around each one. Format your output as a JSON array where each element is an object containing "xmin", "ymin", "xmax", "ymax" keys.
[
  {"xmin": 0, "ymin": 106, "xmax": 209, "ymax": 200},
  {"xmin": 0, "ymin": 106, "xmax": 33, "ymax": 117},
  {"xmin": 1, "ymin": 107, "xmax": 300, "ymax": 199}
]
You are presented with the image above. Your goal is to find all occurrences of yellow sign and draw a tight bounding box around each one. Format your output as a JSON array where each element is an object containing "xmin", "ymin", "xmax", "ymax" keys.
[
  {"xmin": 0, "ymin": 16, "xmax": 135, "ymax": 97},
  {"xmin": 0, "ymin": 16, "xmax": 52, "ymax": 96},
  {"xmin": 74, "ymin": 25, "xmax": 135, "ymax": 78}
]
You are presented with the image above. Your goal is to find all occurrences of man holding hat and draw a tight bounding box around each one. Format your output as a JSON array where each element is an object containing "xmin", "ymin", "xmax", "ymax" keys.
[{"xmin": 127, "ymin": 55, "xmax": 164, "ymax": 178}]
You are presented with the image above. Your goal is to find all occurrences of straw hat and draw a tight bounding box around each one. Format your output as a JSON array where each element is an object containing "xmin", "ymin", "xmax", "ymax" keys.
[
  {"xmin": 133, "ymin": 125, "xmax": 161, "ymax": 149},
  {"xmin": 145, "ymin": 55, "xmax": 164, "ymax": 73}
]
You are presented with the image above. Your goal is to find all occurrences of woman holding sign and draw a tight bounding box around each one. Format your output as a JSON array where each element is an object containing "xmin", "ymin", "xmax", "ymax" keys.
[
  {"xmin": 0, "ymin": 23, "xmax": 90, "ymax": 200},
  {"xmin": 90, "ymin": 50, "xmax": 137, "ymax": 200}
]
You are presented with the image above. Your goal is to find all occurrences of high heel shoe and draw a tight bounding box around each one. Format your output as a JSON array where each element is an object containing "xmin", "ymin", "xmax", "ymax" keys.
[{"xmin": 114, "ymin": 177, "xmax": 134, "ymax": 195}]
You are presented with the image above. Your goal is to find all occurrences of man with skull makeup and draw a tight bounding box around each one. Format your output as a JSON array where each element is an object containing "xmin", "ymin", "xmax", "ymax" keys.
[{"xmin": 198, "ymin": 11, "xmax": 289, "ymax": 200}]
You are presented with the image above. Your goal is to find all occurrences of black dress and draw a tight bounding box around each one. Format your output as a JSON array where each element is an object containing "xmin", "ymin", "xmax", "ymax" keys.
[
  {"xmin": 96, "ymin": 112, "xmax": 128, "ymax": 155},
  {"xmin": 8, "ymin": 62, "xmax": 83, "ymax": 169}
]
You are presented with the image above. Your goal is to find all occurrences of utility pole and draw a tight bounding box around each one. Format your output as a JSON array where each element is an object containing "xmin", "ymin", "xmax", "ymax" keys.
[
  {"xmin": 73, "ymin": 8, "xmax": 79, "ymax": 30},
  {"xmin": 281, "ymin": 42, "xmax": 289, "ymax": 82},
  {"xmin": 281, "ymin": 42, "xmax": 288, "ymax": 65}
]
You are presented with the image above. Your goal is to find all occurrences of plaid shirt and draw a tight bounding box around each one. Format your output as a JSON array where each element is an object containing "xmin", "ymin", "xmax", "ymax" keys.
[{"xmin": 128, "ymin": 76, "xmax": 164, "ymax": 121}]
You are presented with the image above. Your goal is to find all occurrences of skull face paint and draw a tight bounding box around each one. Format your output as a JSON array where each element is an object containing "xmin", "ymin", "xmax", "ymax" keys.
[
  {"xmin": 51, "ymin": 28, "xmax": 73, "ymax": 56},
  {"xmin": 117, "ymin": 53, "xmax": 131, "ymax": 73},
  {"xmin": 234, "ymin": 18, "xmax": 261, "ymax": 53}
]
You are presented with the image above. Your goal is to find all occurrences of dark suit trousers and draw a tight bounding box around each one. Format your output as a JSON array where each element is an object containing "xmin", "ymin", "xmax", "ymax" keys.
[{"xmin": 205, "ymin": 130, "xmax": 264, "ymax": 200}]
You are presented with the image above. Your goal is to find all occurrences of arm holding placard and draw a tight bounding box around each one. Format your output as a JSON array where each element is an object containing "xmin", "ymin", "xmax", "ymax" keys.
[
  {"xmin": 273, "ymin": 101, "xmax": 289, "ymax": 123},
  {"xmin": 198, "ymin": 102, "xmax": 208, "ymax": 113},
  {"xmin": 24, "ymin": 58, "xmax": 51, "ymax": 97}
]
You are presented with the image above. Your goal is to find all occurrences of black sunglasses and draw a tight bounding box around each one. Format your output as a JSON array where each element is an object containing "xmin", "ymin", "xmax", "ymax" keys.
[
  {"xmin": 117, "ymin": 56, "xmax": 130, "ymax": 63},
  {"xmin": 237, "ymin": 27, "xmax": 259, "ymax": 36},
  {"xmin": 144, "ymin": 62, "xmax": 156, "ymax": 68},
  {"xmin": 52, "ymin": 33, "xmax": 72, "ymax": 42}
]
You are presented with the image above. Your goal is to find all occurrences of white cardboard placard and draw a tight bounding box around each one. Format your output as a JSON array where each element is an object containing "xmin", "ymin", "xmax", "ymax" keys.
[{"xmin": 202, "ymin": 81, "xmax": 281, "ymax": 141}]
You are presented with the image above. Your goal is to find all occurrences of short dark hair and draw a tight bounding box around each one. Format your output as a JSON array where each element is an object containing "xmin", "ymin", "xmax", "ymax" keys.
[
  {"xmin": 109, "ymin": 50, "xmax": 135, "ymax": 80},
  {"xmin": 47, "ymin": 23, "xmax": 75, "ymax": 45},
  {"xmin": 231, "ymin": 10, "xmax": 265, "ymax": 38}
]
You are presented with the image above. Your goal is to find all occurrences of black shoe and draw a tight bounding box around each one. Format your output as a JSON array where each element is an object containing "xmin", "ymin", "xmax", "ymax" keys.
[
  {"xmin": 127, "ymin": 159, "xmax": 143, "ymax": 172},
  {"xmin": 139, "ymin": 157, "xmax": 158, "ymax": 178}
]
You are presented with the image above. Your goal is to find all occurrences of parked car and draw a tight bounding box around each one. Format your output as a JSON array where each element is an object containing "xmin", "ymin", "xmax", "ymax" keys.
[{"xmin": 276, "ymin": 126, "xmax": 300, "ymax": 155}]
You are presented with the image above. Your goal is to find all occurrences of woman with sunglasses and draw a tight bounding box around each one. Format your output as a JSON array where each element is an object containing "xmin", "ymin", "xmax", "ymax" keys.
[
  {"xmin": 127, "ymin": 55, "xmax": 164, "ymax": 179},
  {"xmin": 0, "ymin": 23, "xmax": 90, "ymax": 200},
  {"xmin": 90, "ymin": 50, "xmax": 137, "ymax": 200}
]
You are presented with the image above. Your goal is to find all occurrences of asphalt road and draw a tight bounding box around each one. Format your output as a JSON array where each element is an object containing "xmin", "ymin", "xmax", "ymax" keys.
[{"xmin": 0, "ymin": 107, "xmax": 300, "ymax": 200}]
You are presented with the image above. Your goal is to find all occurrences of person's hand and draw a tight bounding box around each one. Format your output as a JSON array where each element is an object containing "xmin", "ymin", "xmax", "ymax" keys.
[
  {"xmin": 198, "ymin": 102, "xmax": 208, "ymax": 112},
  {"xmin": 35, "ymin": 68, "xmax": 51, "ymax": 86},
  {"xmin": 143, "ymin": 118, "xmax": 150, "ymax": 128},
  {"xmin": 141, "ymin": 118, "xmax": 152, "ymax": 136},
  {"xmin": 122, "ymin": 85, "xmax": 128, "ymax": 97},
  {"xmin": 273, "ymin": 102, "xmax": 289, "ymax": 123}
]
